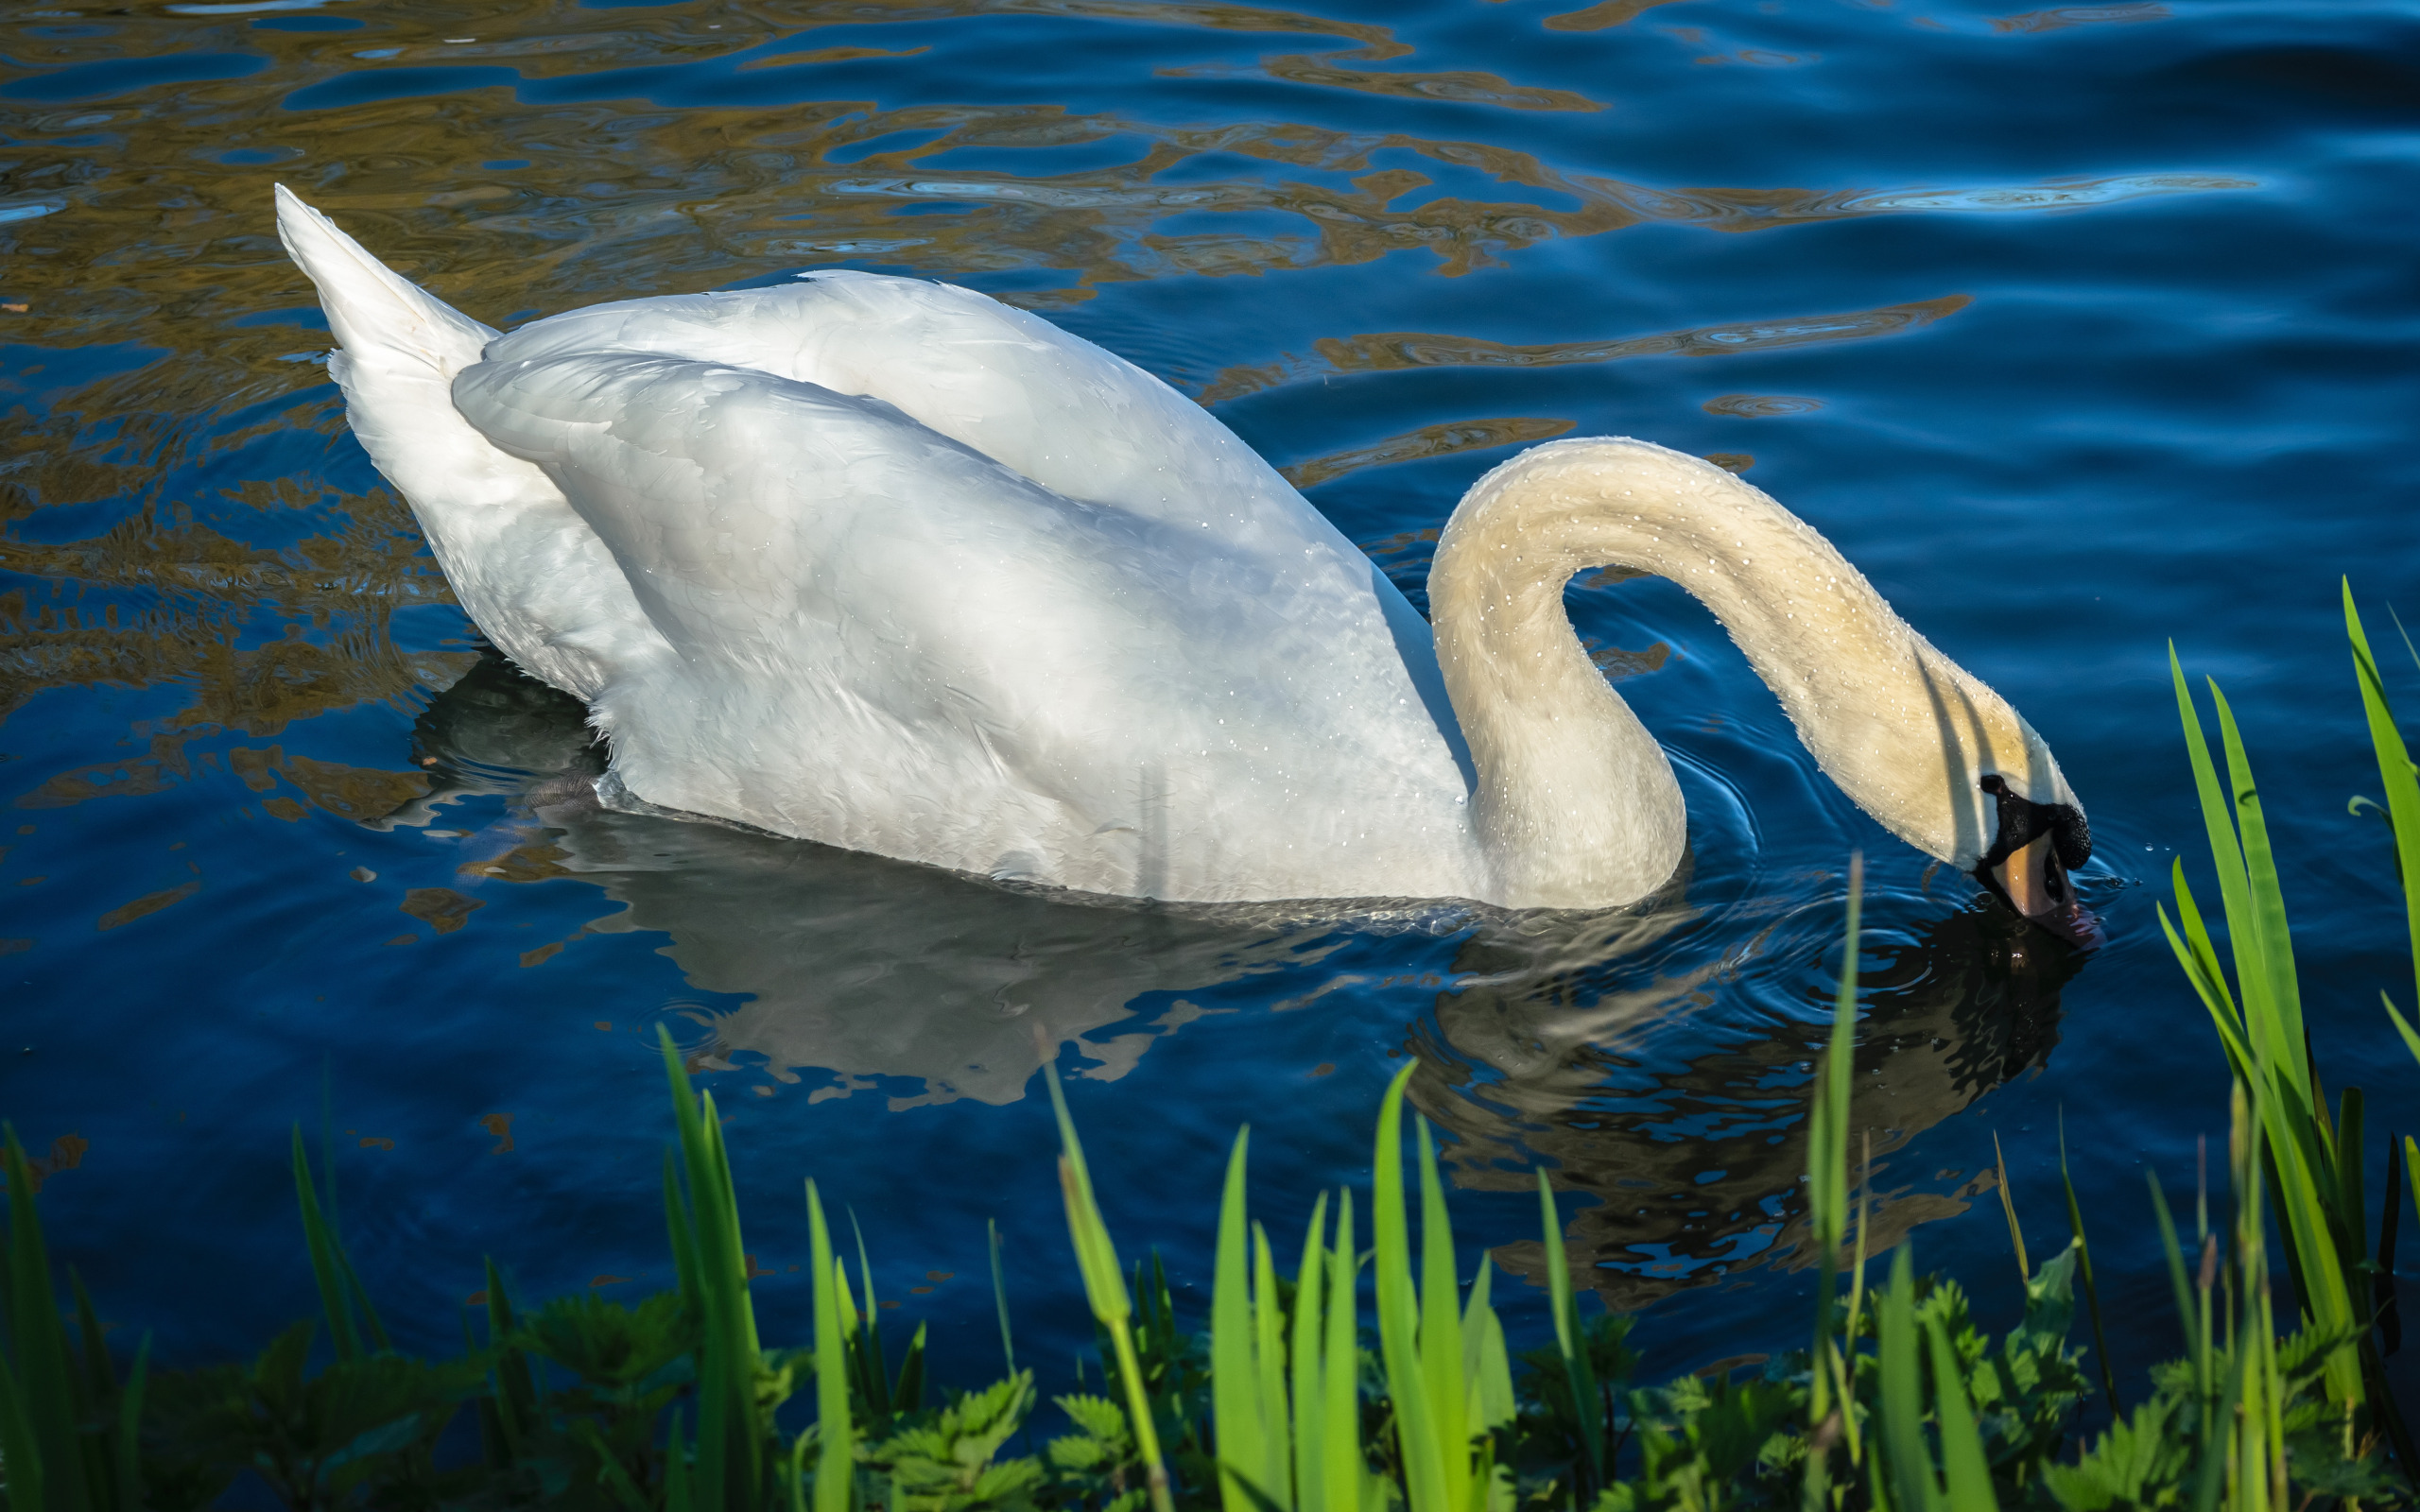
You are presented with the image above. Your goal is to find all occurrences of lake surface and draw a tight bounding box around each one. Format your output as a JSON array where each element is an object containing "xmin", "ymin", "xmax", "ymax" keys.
[{"xmin": 5, "ymin": 0, "xmax": 2418, "ymax": 1405}]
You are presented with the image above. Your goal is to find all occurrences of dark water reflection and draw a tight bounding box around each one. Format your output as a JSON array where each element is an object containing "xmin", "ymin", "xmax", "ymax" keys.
[
  {"xmin": 404, "ymin": 652, "xmax": 2072, "ymax": 1310},
  {"xmin": 5, "ymin": 0, "xmax": 2417, "ymax": 1391},
  {"xmin": 1417, "ymin": 901, "xmax": 2076, "ymax": 1311}
]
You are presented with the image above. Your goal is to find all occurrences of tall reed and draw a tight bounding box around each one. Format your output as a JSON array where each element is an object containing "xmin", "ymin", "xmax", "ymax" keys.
[{"xmin": 2159, "ymin": 586, "xmax": 2415, "ymax": 1462}]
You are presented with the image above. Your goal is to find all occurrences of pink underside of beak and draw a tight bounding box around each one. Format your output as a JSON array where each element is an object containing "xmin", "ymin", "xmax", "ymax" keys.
[{"xmin": 2030, "ymin": 901, "xmax": 2104, "ymax": 949}]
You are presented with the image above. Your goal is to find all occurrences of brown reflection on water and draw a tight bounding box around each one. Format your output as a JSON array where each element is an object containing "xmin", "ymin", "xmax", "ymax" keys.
[
  {"xmin": 1405, "ymin": 902, "xmax": 2080, "ymax": 1311},
  {"xmin": 1160, "ymin": 54, "xmax": 1604, "ymax": 112},
  {"xmin": 1281, "ymin": 416, "xmax": 1574, "ymax": 490},
  {"xmin": 1987, "ymin": 3, "xmax": 2169, "ymax": 34},
  {"xmin": 1, "ymin": 0, "xmax": 2237, "ymax": 766},
  {"xmin": 1542, "ymin": 0, "xmax": 1707, "ymax": 29},
  {"xmin": 1202, "ymin": 295, "xmax": 1967, "ymax": 403}
]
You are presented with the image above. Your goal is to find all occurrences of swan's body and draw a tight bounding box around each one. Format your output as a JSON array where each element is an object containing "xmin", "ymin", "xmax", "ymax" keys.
[{"xmin": 276, "ymin": 185, "xmax": 2087, "ymax": 916}]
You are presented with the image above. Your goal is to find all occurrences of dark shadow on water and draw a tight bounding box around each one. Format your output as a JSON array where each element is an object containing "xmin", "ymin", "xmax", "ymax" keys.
[{"xmin": 1412, "ymin": 898, "xmax": 2083, "ymax": 1311}]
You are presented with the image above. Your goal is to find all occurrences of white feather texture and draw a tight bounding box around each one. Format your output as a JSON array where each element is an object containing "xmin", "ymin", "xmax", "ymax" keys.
[{"xmin": 275, "ymin": 186, "xmax": 2077, "ymax": 910}]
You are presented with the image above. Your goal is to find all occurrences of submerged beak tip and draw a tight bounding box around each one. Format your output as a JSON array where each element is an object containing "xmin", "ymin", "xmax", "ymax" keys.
[{"xmin": 2026, "ymin": 896, "xmax": 2102, "ymax": 949}]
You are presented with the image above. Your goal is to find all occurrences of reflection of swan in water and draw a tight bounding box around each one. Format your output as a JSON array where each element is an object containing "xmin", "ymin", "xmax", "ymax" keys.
[
  {"xmin": 402, "ymin": 655, "xmax": 2075, "ymax": 1136},
  {"xmin": 401, "ymin": 654, "xmax": 1433, "ymax": 1107},
  {"xmin": 282, "ymin": 188, "xmax": 2090, "ymax": 920},
  {"xmin": 1403, "ymin": 901, "xmax": 2083, "ymax": 1312}
]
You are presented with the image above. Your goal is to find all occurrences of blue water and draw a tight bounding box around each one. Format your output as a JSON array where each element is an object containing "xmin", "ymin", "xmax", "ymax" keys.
[{"xmin": 4, "ymin": 0, "xmax": 2418, "ymax": 1412}]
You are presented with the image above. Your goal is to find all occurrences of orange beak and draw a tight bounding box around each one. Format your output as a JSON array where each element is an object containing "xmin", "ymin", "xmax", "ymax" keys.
[{"xmin": 1986, "ymin": 829, "xmax": 2100, "ymax": 946}]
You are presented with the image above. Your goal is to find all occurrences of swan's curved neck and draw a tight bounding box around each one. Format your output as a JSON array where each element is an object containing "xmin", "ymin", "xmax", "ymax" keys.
[{"xmin": 1429, "ymin": 437, "xmax": 2066, "ymax": 909}]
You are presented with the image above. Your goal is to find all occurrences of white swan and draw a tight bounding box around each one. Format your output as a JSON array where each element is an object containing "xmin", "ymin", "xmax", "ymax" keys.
[{"xmin": 274, "ymin": 185, "xmax": 2090, "ymax": 922}]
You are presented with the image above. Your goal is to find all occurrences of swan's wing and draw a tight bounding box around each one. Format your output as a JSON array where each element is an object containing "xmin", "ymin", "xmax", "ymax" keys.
[
  {"xmin": 479, "ymin": 273, "xmax": 1324, "ymax": 555},
  {"xmin": 450, "ymin": 349, "xmax": 1476, "ymax": 897},
  {"xmin": 477, "ymin": 271, "xmax": 1474, "ymax": 782}
]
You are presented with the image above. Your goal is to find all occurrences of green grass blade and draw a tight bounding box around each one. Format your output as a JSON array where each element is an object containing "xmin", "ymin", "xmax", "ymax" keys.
[
  {"xmin": 1922, "ymin": 1313, "xmax": 1995, "ymax": 1510},
  {"xmin": 1807, "ymin": 851, "xmax": 1862, "ymax": 1480},
  {"xmin": 1254, "ymin": 1222, "xmax": 1293, "ymax": 1511},
  {"xmin": 1534, "ymin": 1169, "xmax": 1600, "ymax": 1493},
  {"xmin": 666, "ymin": 1408, "xmax": 696, "ymax": 1512},
  {"xmin": 2345, "ymin": 584, "xmax": 2420, "ymax": 1014},
  {"xmin": 848, "ymin": 1211, "xmax": 890, "ymax": 1419},
  {"xmin": 2251, "ymin": 1095, "xmax": 2359, "ymax": 1388},
  {"xmin": 2410, "ymin": 1136, "xmax": 2420, "ymax": 1234},
  {"xmin": 577, "ymin": 1418, "xmax": 660, "ymax": 1512},
  {"xmin": 2388, "ymin": 994, "xmax": 2420, "ymax": 1072},
  {"xmin": 2209, "ymin": 680, "xmax": 2308, "ymax": 1065},
  {"xmin": 2187, "ymin": 1342, "xmax": 2242, "ymax": 1512},
  {"xmin": 292, "ymin": 1123, "xmax": 364, "ymax": 1363},
  {"xmin": 2169, "ymin": 648, "xmax": 2369, "ymax": 1410},
  {"xmin": 808, "ymin": 1180, "xmax": 854, "ymax": 1512},
  {"xmin": 665, "ymin": 1150, "xmax": 701, "ymax": 1318},
  {"xmin": 483, "ymin": 1257, "xmax": 533, "ymax": 1455},
  {"xmin": 2058, "ymin": 1116, "xmax": 2120, "ymax": 1410},
  {"xmin": 1413, "ymin": 1115, "xmax": 1470, "ymax": 1512},
  {"xmin": 1213, "ymin": 1128, "xmax": 1265, "ymax": 1512},
  {"xmin": 1106, "ymin": 1316, "xmax": 1178, "ymax": 1512},
  {"xmin": 1808, "ymin": 856, "xmax": 1862, "ymax": 1267},
  {"xmin": 2167, "ymin": 867, "xmax": 2242, "ymax": 1027},
  {"xmin": 1044, "ymin": 1062, "xmax": 1132, "ymax": 1327},
  {"xmin": 786, "ymin": 1420, "xmax": 811, "ymax": 1512},
  {"xmin": 1462, "ymin": 1256, "xmax": 1514, "ymax": 1436},
  {"xmin": 115, "ymin": 1332, "xmax": 149, "ymax": 1512},
  {"xmin": 894, "ymin": 1321, "xmax": 928, "ymax": 1418},
  {"xmin": 0, "ymin": 1132, "xmax": 54, "ymax": 1512},
  {"xmin": 1991, "ymin": 1132, "xmax": 2029, "ymax": 1286},
  {"xmin": 2169, "ymin": 648, "xmax": 2267, "ymax": 1031},
  {"xmin": 658, "ymin": 1027, "xmax": 763, "ymax": 1509},
  {"xmin": 2144, "ymin": 1175, "xmax": 2203, "ymax": 1360},
  {"xmin": 67, "ymin": 1266, "xmax": 112, "ymax": 1408},
  {"xmin": 2337, "ymin": 1089, "xmax": 2370, "ymax": 1314},
  {"xmin": 1841, "ymin": 1129, "xmax": 1873, "ymax": 1468},
  {"xmin": 1292, "ymin": 1193, "xmax": 1330, "ymax": 1512},
  {"xmin": 1876, "ymin": 1246, "xmax": 1942, "ymax": 1512},
  {"xmin": 989, "ymin": 1217, "xmax": 1015, "ymax": 1378},
  {"xmin": 0, "ymin": 1350, "xmax": 40, "ymax": 1512},
  {"xmin": 1322, "ymin": 1191, "xmax": 1364, "ymax": 1512},
  {"xmin": 2157, "ymin": 896, "xmax": 2253, "ymax": 1081},
  {"xmin": 1373, "ymin": 1062, "xmax": 1446, "ymax": 1512},
  {"xmin": 1042, "ymin": 1063, "xmax": 1171, "ymax": 1512}
]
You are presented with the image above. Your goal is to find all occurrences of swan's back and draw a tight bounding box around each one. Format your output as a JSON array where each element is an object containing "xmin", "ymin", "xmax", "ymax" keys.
[
  {"xmin": 486, "ymin": 273, "xmax": 1334, "ymax": 561},
  {"xmin": 449, "ymin": 341, "xmax": 1480, "ymax": 901}
]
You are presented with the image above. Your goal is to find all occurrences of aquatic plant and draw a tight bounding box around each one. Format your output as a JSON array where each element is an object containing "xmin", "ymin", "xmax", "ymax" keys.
[{"xmin": 2159, "ymin": 584, "xmax": 2419, "ymax": 1469}]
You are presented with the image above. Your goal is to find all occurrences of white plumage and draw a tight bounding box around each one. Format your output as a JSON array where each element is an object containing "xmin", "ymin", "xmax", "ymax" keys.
[{"xmin": 276, "ymin": 184, "xmax": 2081, "ymax": 913}]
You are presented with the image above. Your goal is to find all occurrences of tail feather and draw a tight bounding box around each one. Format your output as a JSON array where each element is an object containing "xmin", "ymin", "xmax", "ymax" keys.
[
  {"xmin": 273, "ymin": 182, "xmax": 495, "ymax": 376},
  {"xmin": 270, "ymin": 185, "xmax": 664, "ymax": 706}
]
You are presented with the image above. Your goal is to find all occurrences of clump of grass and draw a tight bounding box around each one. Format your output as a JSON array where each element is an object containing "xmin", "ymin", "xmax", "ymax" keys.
[{"xmin": 2159, "ymin": 584, "xmax": 2418, "ymax": 1467}]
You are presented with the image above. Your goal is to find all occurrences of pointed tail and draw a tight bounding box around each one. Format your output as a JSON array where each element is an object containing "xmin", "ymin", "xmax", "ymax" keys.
[{"xmin": 274, "ymin": 183, "xmax": 496, "ymax": 379}]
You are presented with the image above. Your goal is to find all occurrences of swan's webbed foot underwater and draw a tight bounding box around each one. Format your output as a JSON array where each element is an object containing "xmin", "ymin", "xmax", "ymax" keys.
[{"xmin": 1974, "ymin": 772, "xmax": 2100, "ymax": 946}]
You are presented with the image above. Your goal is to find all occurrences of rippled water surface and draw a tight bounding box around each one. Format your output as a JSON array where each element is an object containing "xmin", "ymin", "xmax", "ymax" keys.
[{"xmin": 5, "ymin": 0, "xmax": 2418, "ymax": 1398}]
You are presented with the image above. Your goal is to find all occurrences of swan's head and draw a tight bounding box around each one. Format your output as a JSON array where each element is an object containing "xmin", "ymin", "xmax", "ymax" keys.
[
  {"xmin": 1836, "ymin": 641, "xmax": 2095, "ymax": 943},
  {"xmin": 1972, "ymin": 772, "xmax": 2095, "ymax": 944}
]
